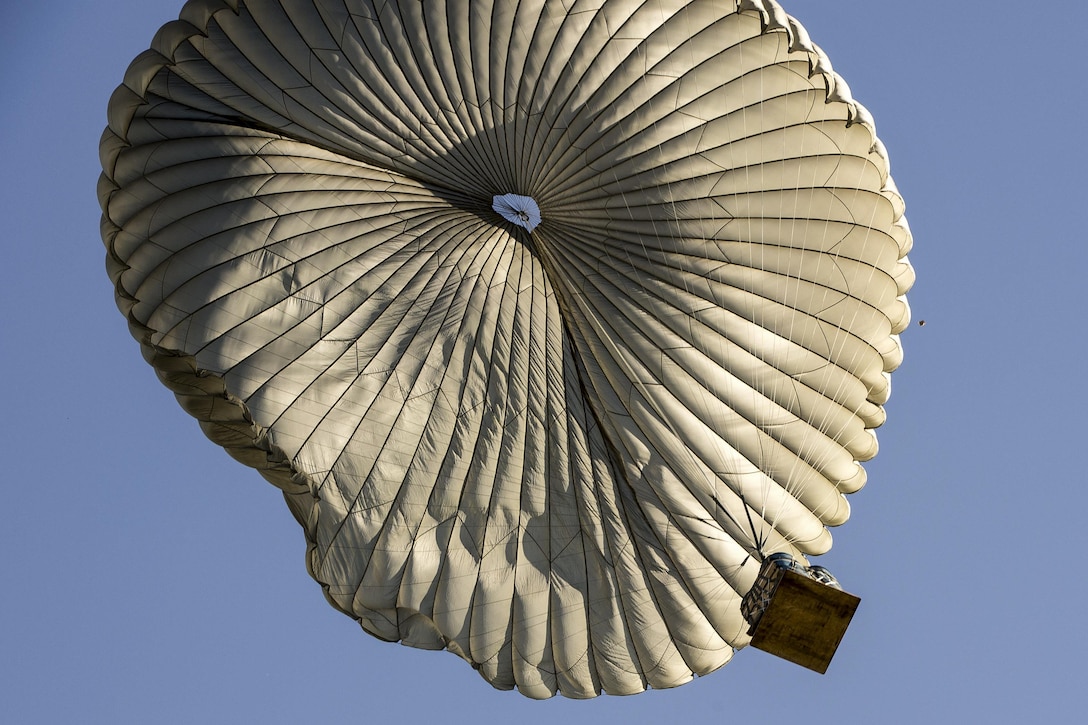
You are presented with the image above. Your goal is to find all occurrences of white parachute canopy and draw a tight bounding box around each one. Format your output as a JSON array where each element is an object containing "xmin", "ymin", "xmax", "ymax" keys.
[{"xmin": 100, "ymin": 0, "xmax": 913, "ymax": 699}]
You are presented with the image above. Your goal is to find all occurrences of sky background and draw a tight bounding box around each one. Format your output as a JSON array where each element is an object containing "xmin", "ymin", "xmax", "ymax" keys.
[{"xmin": 2, "ymin": 1, "xmax": 1084, "ymax": 722}]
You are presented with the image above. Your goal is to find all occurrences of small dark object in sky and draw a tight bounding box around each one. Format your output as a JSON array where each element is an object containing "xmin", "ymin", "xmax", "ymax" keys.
[{"xmin": 918, "ymin": 320, "xmax": 926, "ymax": 326}]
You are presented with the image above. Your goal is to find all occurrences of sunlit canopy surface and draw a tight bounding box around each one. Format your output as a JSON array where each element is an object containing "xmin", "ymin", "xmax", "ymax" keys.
[{"xmin": 100, "ymin": 0, "xmax": 912, "ymax": 698}]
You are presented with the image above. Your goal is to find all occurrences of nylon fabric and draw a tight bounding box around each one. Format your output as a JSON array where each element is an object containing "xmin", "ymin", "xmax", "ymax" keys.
[{"xmin": 100, "ymin": 0, "xmax": 913, "ymax": 698}]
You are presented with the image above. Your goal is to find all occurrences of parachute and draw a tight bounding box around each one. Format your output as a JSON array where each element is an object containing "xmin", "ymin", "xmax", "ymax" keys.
[{"xmin": 99, "ymin": 0, "xmax": 913, "ymax": 698}]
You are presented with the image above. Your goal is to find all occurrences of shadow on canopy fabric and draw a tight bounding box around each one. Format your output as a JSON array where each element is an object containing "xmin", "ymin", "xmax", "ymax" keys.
[{"xmin": 99, "ymin": 0, "xmax": 913, "ymax": 699}]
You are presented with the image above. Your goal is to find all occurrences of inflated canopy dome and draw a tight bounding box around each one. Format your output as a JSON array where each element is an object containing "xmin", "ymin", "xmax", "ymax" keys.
[{"xmin": 99, "ymin": 0, "xmax": 913, "ymax": 698}]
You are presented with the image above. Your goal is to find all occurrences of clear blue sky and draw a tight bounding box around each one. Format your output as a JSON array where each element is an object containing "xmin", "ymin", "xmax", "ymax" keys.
[{"xmin": 2, "ymin": 2, "xmax": 1084, "ymax": 722}]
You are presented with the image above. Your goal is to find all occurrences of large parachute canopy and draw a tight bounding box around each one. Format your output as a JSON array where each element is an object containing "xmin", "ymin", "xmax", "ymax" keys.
[{"xmin": 99, "ymin": 0, "xmax": 913, "ymax": 698}]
